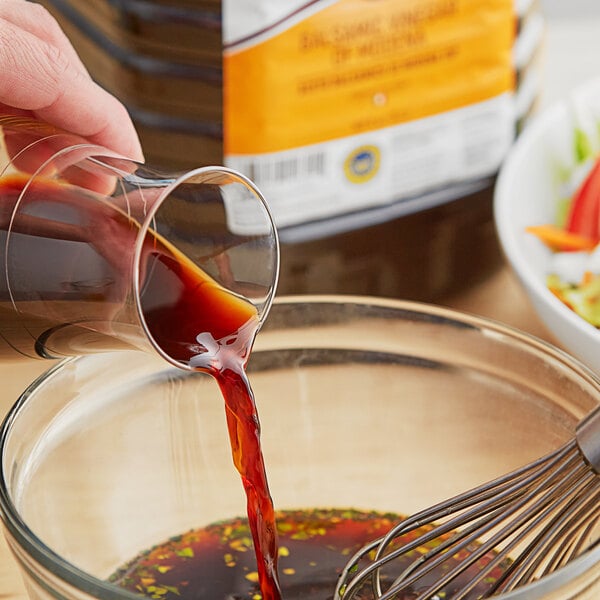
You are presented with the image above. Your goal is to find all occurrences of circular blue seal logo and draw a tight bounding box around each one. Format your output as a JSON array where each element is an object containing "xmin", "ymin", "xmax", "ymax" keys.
[{"xmin": 344, "ymin": 145, "xmax": 381, "ymax": 183}]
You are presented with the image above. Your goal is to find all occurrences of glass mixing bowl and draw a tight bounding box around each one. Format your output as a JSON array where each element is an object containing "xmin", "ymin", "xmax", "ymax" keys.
[{"xmin": 2, "ymin": 296, "xmax": 600, "ymax": 600}]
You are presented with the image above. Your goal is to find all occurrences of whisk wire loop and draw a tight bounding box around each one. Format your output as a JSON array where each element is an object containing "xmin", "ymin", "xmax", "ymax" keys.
[
  {"xmin": 494, "ymin": 480, "xmax": 600, "ymax": 593},
  {"xmin": 336, "ymin": 407, "xmax": 600, "ymax": 600},
  {"xmin": 385, "ymin": 444, "xmax": 590, "ymax": 600},
  {"xmin": 336, "ymin": 441, "xmax": 575, "ymax": 599},
  {"xmin": 336, "ymin": 440, "xmax": 568, "ymax": 598},
  {"xmin": 469, "ymin": 456, "xmax": 596, "ymax": 595}
]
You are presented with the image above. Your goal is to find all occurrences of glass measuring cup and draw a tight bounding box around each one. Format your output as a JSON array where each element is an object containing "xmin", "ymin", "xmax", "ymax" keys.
[{"xmin": 0, "ymin": 115, "xmax": 279, "ymax": 369}]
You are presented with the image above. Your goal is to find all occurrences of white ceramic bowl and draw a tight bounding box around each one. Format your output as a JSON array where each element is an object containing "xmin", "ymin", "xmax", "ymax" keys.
[{"xmin": 495, "ymin": 77, "xmax": 600, "ymax": 374}]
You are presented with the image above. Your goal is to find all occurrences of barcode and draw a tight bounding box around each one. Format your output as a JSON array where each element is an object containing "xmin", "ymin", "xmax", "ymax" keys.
[{"xmin": 242, "ymin": 152, "xmax": 326, "ymax": 185}]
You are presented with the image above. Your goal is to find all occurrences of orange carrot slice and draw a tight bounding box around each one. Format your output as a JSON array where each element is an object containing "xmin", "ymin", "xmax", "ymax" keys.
[{"xmin": 526, "ymin": 224, "xmax": 597, "ymax": 252}]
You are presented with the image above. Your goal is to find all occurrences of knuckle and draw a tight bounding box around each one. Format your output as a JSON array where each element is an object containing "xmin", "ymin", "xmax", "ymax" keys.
[
  {"xmin": 26, "ymin": 3, "xmax": 56, "ymax": 26},
  {"xmin": 28, "ymin": 41, "xmax": 75, "ymax": 107},
  {"xmin": 32, "ymin": 5, "xmax": 73, "ymax": 46},
  {"xmin": 29, "ymin": 4, "xmax": 68, "ymax": 44},
  {"xmin": 40, "ymin": 40, "xmax": 70, "ymax": 80}
]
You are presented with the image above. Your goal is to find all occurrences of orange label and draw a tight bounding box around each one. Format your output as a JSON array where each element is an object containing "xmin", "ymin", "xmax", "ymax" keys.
[{"xmin": 224, "ymin": 0, "xmax": 516, "ymax": 155}]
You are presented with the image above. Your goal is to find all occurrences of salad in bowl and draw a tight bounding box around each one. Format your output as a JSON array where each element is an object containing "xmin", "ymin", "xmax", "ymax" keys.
[
  {"xmin": 495, "ymin": 77, "xmax": 600, "ymax": 374},
  {"xmin": 527, "ymin": 128, "xmax": 600, "ymax": 327}
]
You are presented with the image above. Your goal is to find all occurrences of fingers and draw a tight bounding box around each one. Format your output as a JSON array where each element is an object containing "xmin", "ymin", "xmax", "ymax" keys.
[
  {"xmin": 0, "ymin": 0, "xmax": 88, "ymax": 75},
  {"xmin": 0, "ymin": 2, "xmax": 144, "ymax": 161}
]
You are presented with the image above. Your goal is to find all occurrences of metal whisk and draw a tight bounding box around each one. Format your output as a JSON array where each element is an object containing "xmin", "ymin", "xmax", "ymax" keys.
[{"xmin": 334, "ymin": 405, "xmax": 600, "ymax": 600}]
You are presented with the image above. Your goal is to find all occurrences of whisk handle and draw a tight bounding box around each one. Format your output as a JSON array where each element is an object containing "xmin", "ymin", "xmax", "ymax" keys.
[{"xmin": 576, "ymin": 405, "xmax": 600, "ymax": 473}]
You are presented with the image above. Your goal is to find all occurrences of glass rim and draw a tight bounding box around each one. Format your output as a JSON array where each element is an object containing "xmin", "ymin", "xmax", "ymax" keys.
[
  {"xmin": 1, "ymin": 295, "xmax": 600, "ymax": 600},
  {"xmin": 132, "ymin": 164, "xmax": 280, "ymax": 372}
]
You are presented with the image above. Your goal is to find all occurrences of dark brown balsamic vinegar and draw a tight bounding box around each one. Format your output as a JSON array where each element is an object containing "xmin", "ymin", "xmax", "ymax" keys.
[
  {"xmin": 110, "ymin": 508, "xmax": 509, "ymax": 600},
  {"xmin": 137, "ymin": 220, "xmax": 282, "ymax": 600}
]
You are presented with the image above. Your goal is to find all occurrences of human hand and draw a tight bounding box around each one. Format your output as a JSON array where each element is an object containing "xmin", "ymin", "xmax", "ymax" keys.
[{"xmin": 0, "ymin": 0, "xmax": 143, "ymax": 161}]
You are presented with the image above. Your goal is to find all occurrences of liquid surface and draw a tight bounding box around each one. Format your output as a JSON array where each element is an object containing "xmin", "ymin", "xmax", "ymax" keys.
[{"xmin": 109, "ymin": 508, "xmax": 508, "ymax": 600}]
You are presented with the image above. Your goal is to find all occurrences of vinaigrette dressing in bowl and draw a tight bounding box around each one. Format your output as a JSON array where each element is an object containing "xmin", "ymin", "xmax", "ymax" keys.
[{"xmin": 2, "ymin": 297, "xmax": 600, "ymax": 600}]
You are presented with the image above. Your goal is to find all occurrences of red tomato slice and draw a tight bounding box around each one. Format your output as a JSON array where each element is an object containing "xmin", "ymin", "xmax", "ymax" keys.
[{"xmin": 566, "ymin": 159, "xmax": 600, "ymax": 242}]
